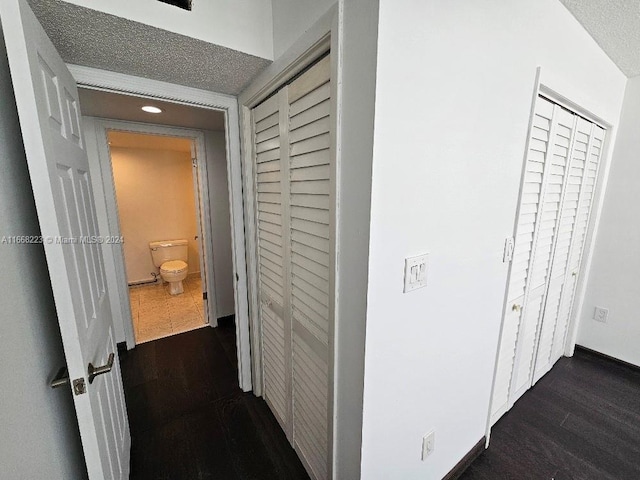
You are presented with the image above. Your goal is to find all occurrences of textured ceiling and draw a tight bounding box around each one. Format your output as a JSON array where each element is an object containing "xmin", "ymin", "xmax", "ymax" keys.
[
  {"xmin": 560, "ymin": 0, "xmax": 640, "ymax": 77},
  {"xmin": 27, "ymin": 0, "xmax": 271, "ymax": 95},
  {"xmin": 78, "ymin": 88, "xmax": 226, "ymax": 131}
]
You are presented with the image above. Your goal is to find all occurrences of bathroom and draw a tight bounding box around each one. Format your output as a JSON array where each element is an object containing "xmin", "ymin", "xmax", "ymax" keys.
[{"xmin": 108, "ymin": 130, "xmax": 217, "ymax": 343}]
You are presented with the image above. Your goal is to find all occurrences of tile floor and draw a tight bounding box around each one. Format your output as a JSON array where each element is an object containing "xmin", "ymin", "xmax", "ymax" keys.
[{"xmin": 129, "ymin": 274, "xmax": 206, "ymax": 344}]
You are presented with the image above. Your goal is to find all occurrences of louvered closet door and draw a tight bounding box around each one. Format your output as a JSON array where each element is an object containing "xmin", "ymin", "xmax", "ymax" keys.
[
  {"xmin": 532, "ymin": 118, "xmax": 604, "ymax": 383},
  {"xmin": 253, "ymin": 94, "xmax": 290, "ymax": 430},
  {"xmin": 549, "ymin": 125, "xmax": 605, "ymax": 363},
  {"xmin": 490, "ymin": 96, "xmax": 556, "ymax": 423},
  {"xmin": 491, "ymin": 95, "xmax": 606, "ymax": 425},
  {"xmin": 251, "ymin": 54, "xmax": 333, "ymax": 480},
  {"xmin": 510, "ymin": 103, "xmax": 575, "ymax": 403},
  {"xmin": 288, "ymin": 55, "xmax": 331, "ymax": 480}
]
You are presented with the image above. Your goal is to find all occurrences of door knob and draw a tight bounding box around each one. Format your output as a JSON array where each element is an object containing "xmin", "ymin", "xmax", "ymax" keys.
[
  {"xmin": 88, "ymin": 353, "xmax": 115, "ymax": 384},
  {"xmin": 50, "ymin": 366, "xmax": 69, "ymax": 389},
  {"xmin": 512, "ymin": 304, "xmax": 521, "ymax": 312},
  {"xmin": 572, "ymin": 271, "xmax": 577, "ymax": 277}
]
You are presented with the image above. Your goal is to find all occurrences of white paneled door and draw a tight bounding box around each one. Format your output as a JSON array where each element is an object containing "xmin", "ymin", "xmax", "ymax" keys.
[
  {"xmin": 0, "ymin": 1, "xmax": 130, "ymax": 478},
  {"xmin": 251, "ymin": 54, "xmax": 333, "ymax": 480},
  {"xmin": 490, "ymin": 95, "xmax": 605, "ymax": 425}
]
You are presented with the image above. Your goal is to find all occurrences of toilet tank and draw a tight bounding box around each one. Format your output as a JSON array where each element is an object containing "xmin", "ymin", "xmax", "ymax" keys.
[{"xmin": 149, "ymin": 239, "xmax": 189, "ymax": 267}]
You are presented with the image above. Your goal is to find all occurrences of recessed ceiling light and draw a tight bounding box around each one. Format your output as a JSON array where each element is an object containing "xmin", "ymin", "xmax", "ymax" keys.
[{"xmin": 141, "ymin": 106, "xmax": 162, "ymax": 114}]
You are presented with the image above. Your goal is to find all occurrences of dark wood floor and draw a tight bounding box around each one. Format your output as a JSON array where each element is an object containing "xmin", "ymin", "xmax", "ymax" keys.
[
  {"xmin": 119, "ymin": 316, "xmax": 310, "ymax": 480},
  {"xmin": 461, "ymin": 348, "xmax": 640, "ymax": 480}
]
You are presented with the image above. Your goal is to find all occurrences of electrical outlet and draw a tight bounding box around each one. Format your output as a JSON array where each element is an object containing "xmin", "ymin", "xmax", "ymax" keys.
[
  {"xmin": 593, "ymin": 306, "xmax": 609, "ymax": 323},
  {"xmin": 422, "ymin": 431, "xmax": 435, "ymax": 460}
]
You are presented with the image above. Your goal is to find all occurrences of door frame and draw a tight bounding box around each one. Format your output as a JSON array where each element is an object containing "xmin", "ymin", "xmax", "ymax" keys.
[
  {"xmin": 70, "ymin": 65, "xmax": 253, "ymax": 392},
  {"xmin": 485, "ymin": 68, "xmax": 616, "ymax": 443},
  {"xmin": 86, "ymin": 118, "xmax": 217, "ymax": 334}
]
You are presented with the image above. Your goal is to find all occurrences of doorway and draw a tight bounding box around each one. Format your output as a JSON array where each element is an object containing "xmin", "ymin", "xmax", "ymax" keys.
[
  {"xmin": 106, "ymin": 130, "xmax": 209, "ymax": 343},
  {"xmin": 77, "ymin": 83, "xmax": 253, "ymax": 391}
]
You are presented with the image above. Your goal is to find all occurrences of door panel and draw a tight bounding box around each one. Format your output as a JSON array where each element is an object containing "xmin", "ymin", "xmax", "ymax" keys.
[
  {"xmin": 288, "ymin": 56, "xmax": 331, "ymax": 480},
  {"xmin": 533, "ymin": 118, "xmax": 594, "ymax": 383},
  {"xmin": 253, "ymin": 93, "xmax": 290, "ymax": 431},
  {"xmin": 0, "ymin": 1, "xmax": 130, "ymax": 478},
  {"xmin": 251, "ymin": 54, "xmax": 332, "ymax": 480}
]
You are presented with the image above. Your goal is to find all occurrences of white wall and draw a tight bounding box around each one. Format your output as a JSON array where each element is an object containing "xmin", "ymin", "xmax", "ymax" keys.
[
  {"xmin": 360, "ymin": 1, "xmax": 626, "ymax": 478},
  {"xmin": 111, "ymin": 145, "xmax": 201, "ymax": 283},
  {"xmin": 577, "ymin": 75, "xmax": 640, "ymax": 367},
  {"xmin": 271, "ymin": 0, "xmax": 336, "ymax": 59},
  {"xmin": 59, "ymin": 0, "xmax": 274, "ymax": 59},
  {"xmin": 0, "ymin": 32, "xmax": 87, "ymax": 479},
  {"xmin": 205, "ymin": 131, "xmax": 235, "ymax": 318}
]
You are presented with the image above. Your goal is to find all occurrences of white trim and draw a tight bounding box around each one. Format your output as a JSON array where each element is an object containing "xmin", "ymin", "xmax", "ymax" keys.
[{"xmin": 72, "ymin": 65, "xmax": 253, "ymax": 391}]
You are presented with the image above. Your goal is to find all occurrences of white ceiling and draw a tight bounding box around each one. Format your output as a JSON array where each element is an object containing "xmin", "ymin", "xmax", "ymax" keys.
[
  {"xmin": 560, "ymin": 0, "xmax": 640, "ymax": 77},
  {"xmin": 78, "ymin": 88, "xmax": 226, "ymax": 131}
]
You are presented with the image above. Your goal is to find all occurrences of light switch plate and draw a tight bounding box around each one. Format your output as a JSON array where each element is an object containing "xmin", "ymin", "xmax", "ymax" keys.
[
  {"xmin": 422, "ymin": 431, "xmax": 435, "ymax": 460},
  {"xmin": 404, "ymin": 254, "xmax": 429, "ymax": 293}
]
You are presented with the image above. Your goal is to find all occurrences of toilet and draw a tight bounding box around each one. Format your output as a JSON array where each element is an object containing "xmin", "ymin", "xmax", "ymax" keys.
[{"xmin": 149, "ymin": 239, "xmax": 189, "ymax": 295}]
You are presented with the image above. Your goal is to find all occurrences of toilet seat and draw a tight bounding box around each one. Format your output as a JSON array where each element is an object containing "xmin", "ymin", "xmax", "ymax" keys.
[{"xmin": 161, "ymin": 260, "xmax": 188, "ymax": 274}]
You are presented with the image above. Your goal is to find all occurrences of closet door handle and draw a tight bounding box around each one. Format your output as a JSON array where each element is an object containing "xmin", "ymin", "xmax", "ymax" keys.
[{"xmin": 512, "ymin": 304, "xmax": 521, "ymax": 312}]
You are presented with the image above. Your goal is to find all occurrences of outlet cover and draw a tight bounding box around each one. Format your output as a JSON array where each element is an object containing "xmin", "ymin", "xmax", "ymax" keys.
[
  {"xmin": 422, "ymin": 431, "xmax": 435, "ymax": 460},
  {"xmin": 404, "ymin": 254, "xmax": 429, "ymax": 293},
  {"xmin": 593, "ymin": 306, "xmax": 609, "ymax": 323}
]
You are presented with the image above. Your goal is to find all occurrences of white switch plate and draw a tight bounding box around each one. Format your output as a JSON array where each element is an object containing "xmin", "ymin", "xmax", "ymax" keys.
[
  {"xmin": 593, "ymin": 306, "xmax": 609, "ymax": 323},
  {"xmin": 422, "ymin": 431, "xmax": 435, "ymax": 460},
  {"xmin": 404, "ymin": 254, "xmax": 429, "ymax": 293}
]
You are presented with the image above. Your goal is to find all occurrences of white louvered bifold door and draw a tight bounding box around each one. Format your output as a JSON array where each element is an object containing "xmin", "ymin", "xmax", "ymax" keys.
[
  {"xmin": 509, "ymin": 104, "xmax": 575, "ymax": 403},
  {"xmin": 490, "ymin": 96, "xmax": 557, "ymax": 423},
  {"xmin": 549, "ymin": 124, "xmax": 605, "ymax": 363},
  {"xmin": 288, "ymin": 56, "xmax": 331, "ymax": 480},
  {"xmin": 532, "ymin": 118, "xmax": 604, "ymax": 383},
  {"xmin": 253, "ymin": 94, "xmax": 291, "ymax": 431},
  {"xmin": 251, "ymin": 54, "xmax": 333, "ymax": 480},
  {"xmin": 491, "ymin": 95, "xmax": 605, "ymax": 425}
]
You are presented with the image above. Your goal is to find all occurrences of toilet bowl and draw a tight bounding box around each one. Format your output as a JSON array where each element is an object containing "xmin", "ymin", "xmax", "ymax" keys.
[
  {"xmin": 149, "ymin": 239, "xmax": 189, "ymax": 295},
  {"xmin": 160, "ymin": 260, "xmax": 188, "ymax": 295}
]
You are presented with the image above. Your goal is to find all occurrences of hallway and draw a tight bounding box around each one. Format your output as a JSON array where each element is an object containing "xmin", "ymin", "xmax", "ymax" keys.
[{"xmin": 119, "ymin": 317, "xmax": 310, "ymax": 479}]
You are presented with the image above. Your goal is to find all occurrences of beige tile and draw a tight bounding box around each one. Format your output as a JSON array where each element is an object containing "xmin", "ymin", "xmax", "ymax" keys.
[
  {"xmin": 139, "ymin": 297, "xmax": 168, "ymax": 314},
  {"xmin": 171, "ymin": 314, "xmax": 205, "ymax": 335},
  {"xmin": 191, "ymin": 297, "xmax": 205, "ymax": 313},
  {"xmin": 128, "ymin": 289, "xmax": 140, "ymax": 303},
  {"xmin": 137, "ymin": 321, "xmax": 173, "ymax": 343}
]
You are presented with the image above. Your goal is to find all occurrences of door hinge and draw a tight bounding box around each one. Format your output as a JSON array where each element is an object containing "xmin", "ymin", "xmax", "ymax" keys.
[
  {"xmin": 503, "ymin": 236, "xmax": 515, "ymax": 263},
  {"xmin": 203, "ymin": 292, "xmax": 208, "ymax": 301},
  {"xmin": 73, "ymin": 378, "xmax": 86, "ymax": 396},
  {"xmin": 192, "ymin": 158, "xmax": 197, "ymax": 167}
]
